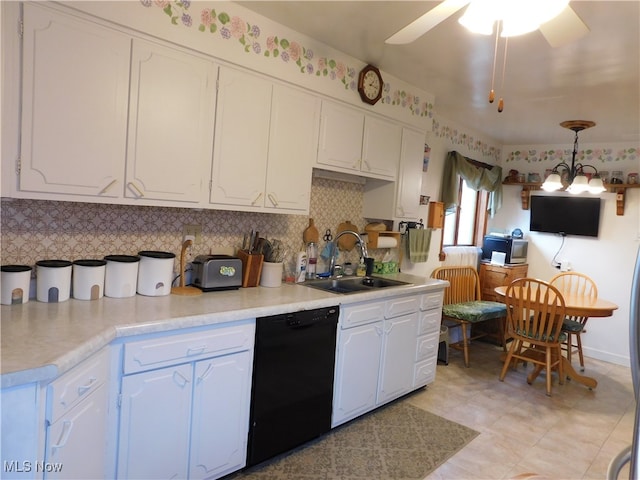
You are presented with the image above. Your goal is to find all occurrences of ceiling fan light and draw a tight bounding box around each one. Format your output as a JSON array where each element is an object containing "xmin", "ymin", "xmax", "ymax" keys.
[
  {"xmin": 500, "ymin": 19, "xmax": 539, "ymax": 37},
  {"xmin": 541, "ymin": 173, "xmax": 563, "ymax": 192},
  {"xmin": 458, "ymin": 1, "xmax": 495, "ymax": 35}
]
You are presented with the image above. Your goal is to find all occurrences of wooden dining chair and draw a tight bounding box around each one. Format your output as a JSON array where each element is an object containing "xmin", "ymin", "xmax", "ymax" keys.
[
  {"xmin": 550, "ymin": 271, "xmax": 598, "ymax": 371},
  {"xmin": 499, "ymin": 278, "xmax": 566, "ymax": 396},
  {"xmin": 431, "ymin": 266, "xmax": 507, "ymax": 367}
]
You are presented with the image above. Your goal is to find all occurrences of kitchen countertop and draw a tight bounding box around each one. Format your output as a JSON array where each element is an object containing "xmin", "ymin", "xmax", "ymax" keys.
[{"xmin": 1, "ymin": 273, "xmax": 447, "ymax": 388}]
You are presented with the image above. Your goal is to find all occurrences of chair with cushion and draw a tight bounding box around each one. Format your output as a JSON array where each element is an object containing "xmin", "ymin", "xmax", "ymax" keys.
[
  {"xmin": 499, "ymin": 278, "xmax": 566, "ymax": 396},
  {"xmin": 431, "ymin": 265, "xmax": 507, "ymax": 367},
  {"xmin": 550, "ymin": 271, "xmax": 597, "ymax": 371}
]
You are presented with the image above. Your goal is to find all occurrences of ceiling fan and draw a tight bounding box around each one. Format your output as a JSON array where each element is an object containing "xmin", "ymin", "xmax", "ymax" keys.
[{"xmin": 385, "ymin": 0, "xmax": 590, "ymax": 48}]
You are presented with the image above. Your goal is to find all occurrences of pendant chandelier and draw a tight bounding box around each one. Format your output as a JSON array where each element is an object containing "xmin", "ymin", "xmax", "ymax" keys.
[{"xmin": 541, "ymin": 120, "xmax": 606, "ymax": 195}]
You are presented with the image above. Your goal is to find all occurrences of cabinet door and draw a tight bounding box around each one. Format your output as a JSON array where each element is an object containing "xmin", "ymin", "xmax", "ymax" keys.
[
  {"xmin": 190, "ymin": 351, "xmax": 252, "ymax": 479},
  {"xmin": 118, "ymin": 364, "xmax": 192, "ymax": 479},
  {"xmin": 332, "ymin": 322, "xmax": 383, "ymax": 427},
  {"xmin": 316, "ymin": 101, "xmax": 364, "ymax": 172},
  {"xmin": 126, "ymin": 39, "xmax": 216, "ymax": 203},
  {"xmin": 395, "ymin": 128, "xmax": 425, "ymax": 218},
  {"xmin": 377, "ymin": 313, "xmax": 419, "ymax": 405},
  {"xmin": 20, "ymin": 4, "xmax": 130, "ymax": 197},
  {"xmin": 264, "ymin": 85, "xmax": 320, "ymax": 213},
  {"xmin": 361, "ymin": 116, "xmax": 401, "ymax": 180},
  {"xmin": 44, "ymin": 385, "xmax": 108, "ymax": 479},
  {"xmin": 210, "ymin": 67, "xmax": 271, "ymax": 207}
]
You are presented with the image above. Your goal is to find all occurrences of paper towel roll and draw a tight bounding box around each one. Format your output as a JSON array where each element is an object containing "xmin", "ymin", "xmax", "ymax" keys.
[{"xmin": 376, "ymin": 236, "xmax": 398, "ymax": 248}]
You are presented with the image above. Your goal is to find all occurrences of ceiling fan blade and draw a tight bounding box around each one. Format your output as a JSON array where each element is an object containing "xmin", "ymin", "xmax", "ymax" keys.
[
  {"xmin": 385, "ymin": 0, "xmax": 470, "ymax": 45},
  {"xmin": 539, "ymin": 5, "xmax": 589, "ymax": 48}
]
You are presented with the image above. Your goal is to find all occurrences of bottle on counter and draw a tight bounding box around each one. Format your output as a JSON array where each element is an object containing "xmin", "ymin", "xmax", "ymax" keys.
[
  {"xmin": 305, "ymin": 242, "xmax": 317, "ymax": 280},
  {"xmin": 295, "ymin": 251, "xmax": 307, "ymax": 283}
]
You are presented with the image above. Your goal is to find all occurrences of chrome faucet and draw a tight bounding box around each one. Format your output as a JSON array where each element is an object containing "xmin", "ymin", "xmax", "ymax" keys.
[{"xmin": 328, "ymin": 230, "xmax": 369, "ymax": 277}]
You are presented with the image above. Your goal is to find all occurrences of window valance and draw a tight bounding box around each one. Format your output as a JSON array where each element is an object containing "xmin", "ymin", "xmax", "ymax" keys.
[{"xmin": 441, "ymin": 151, "xmax": 503, "ymax": 217}]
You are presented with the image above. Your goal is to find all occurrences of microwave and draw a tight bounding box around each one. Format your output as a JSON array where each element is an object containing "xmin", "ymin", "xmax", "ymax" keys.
[{"xmin": 481, "ymin": 235, "xmax": 528, "ymax": 264}]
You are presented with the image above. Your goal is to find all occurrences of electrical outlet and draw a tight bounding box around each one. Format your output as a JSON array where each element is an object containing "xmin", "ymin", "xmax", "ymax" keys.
[{"xmin": 183, "ymin": 224, "xmax": 202, "ymax": 244}]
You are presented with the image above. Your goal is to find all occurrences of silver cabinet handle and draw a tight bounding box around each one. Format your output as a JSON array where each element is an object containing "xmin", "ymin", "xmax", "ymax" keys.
[
  {"xmin": 363, "ymin": 160, "xmax": 372, "ymax": 171},
  {"xmin": 51, "ymin": 420, "xmax": 73, "ymax": 453},
  {"xmin": 127, "ymin": 182, "xmax": 144, "ymax": 197},
  {"xmin": 251, "ymin": 192, "xmax": 263, "ymax": 206},
  {"xmin": 196, "ymin": 362, "xmax": 214, "ymax": 384},
  {"xmin": 186, "ymin": 346, "xmax": 206, "ymax": 356},
  {"xmin": 172, "ymin": 370, "xmax": 190, "ymax": 388},
  {"xmin": 77, "ymin": 377, "xmax": 97, "ymax": 396},
  {"xmin": 267, "ymin": 193, "xmax": 279, "ymax": 207},
  {"xmin": 98, "ymin": 179, "xmax": 117, "ymax": 195}
]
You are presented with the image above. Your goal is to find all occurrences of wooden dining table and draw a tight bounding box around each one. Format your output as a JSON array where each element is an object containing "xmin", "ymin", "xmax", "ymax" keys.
[{"xmin": 494, "ymin": 285, "xmax": 619, "ymax": 390}]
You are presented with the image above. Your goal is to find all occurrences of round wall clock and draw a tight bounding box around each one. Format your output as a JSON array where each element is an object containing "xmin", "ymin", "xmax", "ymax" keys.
[{"xmin": 357, "ymin": 64, "xmax": 383, "ymax": 105}]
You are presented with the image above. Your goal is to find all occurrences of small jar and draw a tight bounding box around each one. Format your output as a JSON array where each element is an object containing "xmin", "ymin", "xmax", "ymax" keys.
[
  {"xmin": 598, "ymin": 170, "xmax": 609, "ymax": 184},
  {"xmin": 628, "ymin": 173, "xmax": 638, "ymax": 185},
  {"xmin": 517, "ymin": 173, "xmax": 526, "ymax": 183},
  {"xmin": 611, "ymin": 170, "xmax": 624, "ymax": 184}
]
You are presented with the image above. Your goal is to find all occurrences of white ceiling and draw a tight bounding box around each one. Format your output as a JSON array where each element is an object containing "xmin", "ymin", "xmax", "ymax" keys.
[{"xmin": 238, "ymin": 1, "xmax": 640, "ymax": 146}]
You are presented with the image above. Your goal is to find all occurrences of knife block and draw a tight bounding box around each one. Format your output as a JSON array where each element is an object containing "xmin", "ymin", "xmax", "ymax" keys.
[{"xmin": 237, "ymin": 249, "xmax": 264, "ymax": 288}]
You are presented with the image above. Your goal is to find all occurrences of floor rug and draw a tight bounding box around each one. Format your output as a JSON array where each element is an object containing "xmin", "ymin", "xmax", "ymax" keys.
[{"xmin": 233, "ymin": 400, "xmax": 479, "ymax": 480}]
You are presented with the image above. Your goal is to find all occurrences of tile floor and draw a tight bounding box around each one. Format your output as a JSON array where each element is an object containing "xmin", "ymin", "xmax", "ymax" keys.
[{"xmin": 407, "ymin": 341, "xmax": 635, "ymax": 480}]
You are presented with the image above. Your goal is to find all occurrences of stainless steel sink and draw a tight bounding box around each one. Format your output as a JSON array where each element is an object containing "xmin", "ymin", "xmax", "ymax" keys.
[{"xmin": 304, "ymin": 276, "xmax": 412, "ymax": 294}]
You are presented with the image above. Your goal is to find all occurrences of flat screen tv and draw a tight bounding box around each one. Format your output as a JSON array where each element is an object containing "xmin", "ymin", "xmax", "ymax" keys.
[{"xmin": 529, "ymin": 195, "xmax": 601, "ymax": 237}]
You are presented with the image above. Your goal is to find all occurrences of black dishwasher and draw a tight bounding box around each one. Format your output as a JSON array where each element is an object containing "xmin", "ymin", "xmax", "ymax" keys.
[{"xmin": 246, "ymin": 306, "xmax": 339, "ymax": 467}]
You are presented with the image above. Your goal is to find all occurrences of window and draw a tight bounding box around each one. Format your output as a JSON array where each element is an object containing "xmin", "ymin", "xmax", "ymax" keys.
[{"xmin": 443, "ymin": 178, "xmax": 489, "ymax": 246}]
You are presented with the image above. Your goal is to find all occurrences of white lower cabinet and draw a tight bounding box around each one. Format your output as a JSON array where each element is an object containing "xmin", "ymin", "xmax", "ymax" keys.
[
  {"xmin": 332, "ymin": 291, "xmax": 442, "ymax": 428},
  {"xmin": 332, "ymin": 320, "xmax": 383, "ymax": 426},
  {"xmin": 376, "ymin": 312, "xmax": 419, "ymax": 405},
  {"xmin": 116, "ymin": 322, "xmax": 255, "ymax": 480},
  {"xmin": 43, "ymin": 347, "xmax": 111, "ymax": 479}
]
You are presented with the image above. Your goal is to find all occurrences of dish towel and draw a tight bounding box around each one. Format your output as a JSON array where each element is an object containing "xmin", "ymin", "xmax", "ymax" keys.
[{"xmin": 407, "ymin": 228, "xmax": 432, "ymax": 263}]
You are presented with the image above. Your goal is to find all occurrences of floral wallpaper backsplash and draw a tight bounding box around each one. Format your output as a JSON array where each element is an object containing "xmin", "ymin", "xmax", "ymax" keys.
[
  {"xmin": 1, "ymin": 177, "xmax": 378, "ymax": 275},
  {"xmin": 140, "ymin": 0, "xmax": 434, "ymax": 119}
]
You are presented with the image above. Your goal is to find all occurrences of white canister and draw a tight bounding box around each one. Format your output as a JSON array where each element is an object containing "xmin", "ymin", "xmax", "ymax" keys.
[
  {"xmin": 1, "ymin": 265, "xmax": 32, "ymax": 305},
  {"xmin": 73, "ymin": 259, "xmax": 106, "ymax": 300},
  {"xmin": 36, "ymin": 260, "xmax": 72, "ymax": 303},
  {"xmin": 137, "ymin": 251, "xmax": 176, "ymax": 296},
  {"xmin": 260, "ymin": 262, "xmax": 283, "ymax": 288},
  {"xmin": 104, "ymin": 255, "xmax": 140, "ymax": 298}
]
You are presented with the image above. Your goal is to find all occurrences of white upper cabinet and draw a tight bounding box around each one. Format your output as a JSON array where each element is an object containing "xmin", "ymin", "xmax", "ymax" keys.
[
  {"xmin": 20, "ymin": 3, "xmax": 130, "ymax": 198},
  {"xmin": 316, "ymin": 101, "xmax": 401, "ymax": 181},
  {"xmin": 264, "ymin": 85, "xmax": 320, "ymax": 212},
  {"xmin": 361, "ymin": 116, "xmax": 402, "ymax": 179},
  {"xmin": 317, "ymin": 101, "xmax": 364, "ymax": 172},
  {"xmin": 394, "ymin": 127, "xmax": 425, "ymax": 218},
  {"xmin": 363, "ymin": 127, "xmax": 425, "ymax": 220},
  {"xmin": 125, "ymin": 39, "xmax": 217, "ymax": 204},
  {"xmin": 210, "ymin": 67, "xmax": 272, "ymax": 209},
  {"xmin": 210, "ymin": 67, "xmax": 319, "ymax": 213}
]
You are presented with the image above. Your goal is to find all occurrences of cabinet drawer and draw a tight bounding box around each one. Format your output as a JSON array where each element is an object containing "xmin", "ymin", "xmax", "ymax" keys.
[
  {"xmin": 48, "ymin": 348, "xmax": 109, "ymax": 423},
  {"xmin": 413, "ymin": 357, "xmax": 437, "ymax": 387},
  {"xmin": 341, "ymin": 301, "xmax": 385, "ymax": 329},
  {"xmin": 123, "ymin": 322, "xmax": 255, "ymax": 374},
  {"xmin": 420, "ymin": 290, "xmax": 444, "ymax": 311},
  {"xmin": 418, "ymin": 309, "xmax": 441, "ymax": 336},
  {"xmin": 384, "ymin": 296, "xmax": 419, "ymax": 319},
  {"xmin": 415, "ymin": 332, "xmax": 439, "ymax": 362}
]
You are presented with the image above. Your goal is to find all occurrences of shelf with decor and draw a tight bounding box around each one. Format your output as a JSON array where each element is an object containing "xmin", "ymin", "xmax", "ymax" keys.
[{"xmin": 503, "ymin": 181, "xmax": 640, "ymax": 216}]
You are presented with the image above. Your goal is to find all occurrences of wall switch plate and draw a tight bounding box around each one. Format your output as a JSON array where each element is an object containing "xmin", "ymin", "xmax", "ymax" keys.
[{"xmin": 183, "ymin": 224, "xmax": 202, "ymax": 244}]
